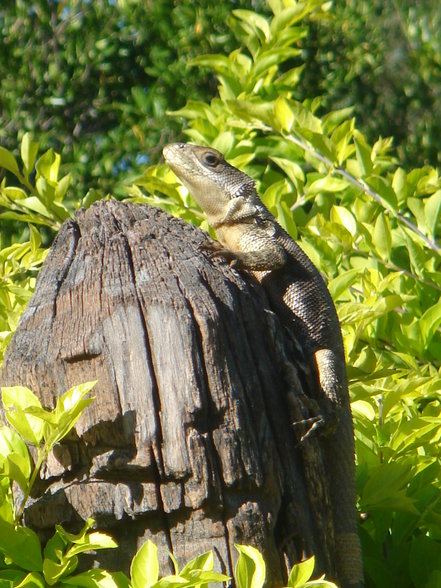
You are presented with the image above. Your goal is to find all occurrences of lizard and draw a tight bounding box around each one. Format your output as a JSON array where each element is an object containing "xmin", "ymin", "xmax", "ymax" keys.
[{"xmin": 162, "ymin": 142, "xmax": 364, "ymax": 588}]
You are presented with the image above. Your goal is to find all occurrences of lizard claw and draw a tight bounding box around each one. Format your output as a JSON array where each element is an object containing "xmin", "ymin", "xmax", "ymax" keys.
[
  {"xmin": 293, "ymin": 415, "xmax": 325, "ymax": 444},
  {"xmin": 199, "ymin": 239, "xmax": 239, "ymax": 266}
]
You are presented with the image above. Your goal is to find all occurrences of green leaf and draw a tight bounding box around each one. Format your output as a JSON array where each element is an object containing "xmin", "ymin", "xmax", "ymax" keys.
[
  {"xmin": 185, "ymin": 569, "xmax": 230, "ymax": 584},
  {"xmin": 353, "ymin": 130, "xmax": 373, "ymax": 175},
  {"xmin": 130, "ymin": 540, "xmax": 159, "ymax": 588},
  {"xmin": 301, "ymin": 131, "xmax": 337, "ymax": 163},
  {"xmin": 17, "ymin": 197, "xmax": 52, "ymax": 218},
  {"xmin": 424, "ymin": 189, "xmax": 441, "ymax": 238},
  {"xmin": 330, "ymin": 205, "xmax": 357, "ymax": 236},
  {"xmin": 373, "ymin": 214, "xmax": 392, "ymax": 259},
  {"xmin": 269, "ymin": 157, "xmax": 304, "ymax": 187},
  {"xmin": 392, "ymin": 167, "xmax": 408, "ymax": 204},
  {"xmin": 252, "ymin": 48, "xmax": 300, "ymax": 79},
  {"xmin": 61, "ymin": 569, "xmax": 130, "ymax": 588},
  {"xmin": 15, "ymin": 572, "xmax": 45, "ymax": 588},
  {"xmin": 29, "ymin": 225, "xmax": 42, "ymax": 253},
  {"xmin": 43, "ymin": 556, "xmax": 77, "ymax": 585},
  {"xmin": 0, "ymin": 521, "xmax": 42, "ymax": 571},
  {"xmin": 3, "ymin": 453, "xmax": 31, "ymax": 492},
  {"xmin": 1, "ymin": 387, "xmax": 46, "ymax": 446},
  {"xmin": 409, "ymin": 536, "xmax": 441, "ymax": 587},
  {"xmin": 35, "ymin": 150, "xmax": 60, "ymax": 182},
  {"xmin": 150, "ymin": 575, "xmax": 188, "ymax": 588},
  {"xmin": 0, "ymin": 478, "xmax": 14, "ymax": 525},
  {"xmin": 234, "ymin": 545, "xmax": 265, "ymax": 588},
  {"xmin": 43, "ymin": 521, "xmax": 113, "ymax": 584},
  {"xmin": 66, "ymin": 532, "xmax": 117, "ymax": 557},
  {"xmin": 47, "ymin": 381, "xmax": 96, "ymax": 447},
  {"xmin": 0, "ymin": 147, "xmax": 20, "ymax": 177},
  {"xmin": 287, "ymin": 556, "xmax": 315, "ymax": 586},
  {"xmin": 54, "ymin": 174, "xmax": 72, "ymax": 202},
  {"xmin": 0, "ymin": 426, "xmax": 30, "ymax": 466},
  {"xmin": 0, "ymin": 569, "xmax": 27, "ymax": 584},
  {"xmin": 0, "ymin": 210, "xmax": 55, "ymax": 228},
  {"xmin": 419, "ymin": 301, "xmax": 441, "ymax": 347},
  {"xmin": 55, "ymin": 381, "xmax": 97, "ymax": 416},
  {"xmin": 365, "ymin": 176, "xmax": 398, "ymax": 210},
  {"xmin": 1, "ymin": 186, "xmax": 27, "ymax": 201},
  {"xmin": 274, "ymin": 97, "xmax": 295, "ymax": 132},
  {"xmin": 189, "ymin": 54, "xmax": 239, "ymax": 77},
  {"xmin": 20, "ymin": 134, "xmax": 39, "ymax": 176},
  {"xmin": 362, "ymin": 463, "xmax": 419, "ymax": 514},
  {"xmin": 180, "ymin": 551, "xmax": 213, "ymax": 576},
  {"xmin": 276, "ymin": 201, "xmax": 298, "ymax": 238},
  {"xmin": 308, "ymin": 176, "xmax": 348, "ymax": 194},
  {"xmin": 270, "ymin": 3, "xmax": 314, "ymax": 33},
  {"xmin": 328, "ymin": 269, "xmax": 361, "ymax": 300},
  {"xmin": 2, "ymin": 411, "xmax": 47, "ymax": 446},
  {"xmin": 232, "ymin": 10, "xmax": 270, "ymax": 41}
]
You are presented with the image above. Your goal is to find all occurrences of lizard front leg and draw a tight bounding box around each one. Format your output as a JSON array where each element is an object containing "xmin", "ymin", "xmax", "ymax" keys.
[{"xmin": 219, "ymin": 224, "xmax": 287, "ymax": 270}]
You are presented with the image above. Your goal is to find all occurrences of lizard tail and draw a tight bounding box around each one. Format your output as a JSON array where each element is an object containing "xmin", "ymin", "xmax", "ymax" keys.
[
  {"xmin": 335, "ymin": 532, "xmax": 364, "ymax": 588},
  {"xmin": 325, "ymin": 407, "xmax": 364, "ymax": 587}
]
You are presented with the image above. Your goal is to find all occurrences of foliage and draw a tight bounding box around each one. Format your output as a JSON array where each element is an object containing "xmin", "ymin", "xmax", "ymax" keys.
[
  {"xmin": 0, "ymin": 133, "xmax": 78, "ymax": 363},
  {"xmin": 300, "ymin": 0, "xmax": 441, "ymax": 169},
  {"xmin": 0, "ymin": 382, "xmax": 126, "ymax": 587},
  {"xmin": 0, "ymin": 0, "xmax": 262, "ymax": 201},
  {"xmin": 1, "ymin": 382, "xmax": 97, "ymax": 523},
  {"xmin": 130, "ymin": 1, "xmax": 441, "ymax": 586},
  {"xmin": 0, "ymin": 133, "xmax": 73, "ymax": 231}
]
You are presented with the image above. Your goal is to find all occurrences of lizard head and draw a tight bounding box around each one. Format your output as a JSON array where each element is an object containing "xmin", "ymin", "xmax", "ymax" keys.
[{"xmin": 162, "ymin": 143, "xmax": 256, "ymax": 219}]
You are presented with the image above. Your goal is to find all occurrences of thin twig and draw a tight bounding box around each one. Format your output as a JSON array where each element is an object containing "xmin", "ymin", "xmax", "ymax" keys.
[
  {"xmin": 285, "ymin": 131, "xmax": 441, "ymax": 253},
  {"xmin": 259, "ymin": 123, "xmax": 441, "ymax": 253}
]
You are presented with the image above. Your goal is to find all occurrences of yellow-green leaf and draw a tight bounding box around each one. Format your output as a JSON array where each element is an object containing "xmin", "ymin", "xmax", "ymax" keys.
[
  {"xmin": 21, "ymin": 133, "xmax": 39, "ymax": 175},
  {"xmin": 235, "ymin": 544, "xmax": 265, "ymax": 588},
  {"xmin": 0, "ymin": 146, "xmax": 20, "ymax": 177},
  {"xmin": 287, "ymin": 556, "xmax": 315, "ymax": 586},
  {"xmin": 373, "ymin": 214, "xmax": 392, "ymax": 259},
  {"xmin": 274, "ymin": 96, "xmax": 294, "ymax": 132},
  {"xmin": 130, "ymin": 540, "xmax": 159, "ymax": 588}
]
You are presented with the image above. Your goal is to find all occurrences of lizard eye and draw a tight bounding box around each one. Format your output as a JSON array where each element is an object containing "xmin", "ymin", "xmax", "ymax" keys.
[{"xmin": 202, "ymin": 152, "xmax": 220, "ymax": 167}]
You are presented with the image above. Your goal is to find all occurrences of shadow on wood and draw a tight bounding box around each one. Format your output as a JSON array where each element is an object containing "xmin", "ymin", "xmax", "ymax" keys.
[{"xmin": 0, "ymin": 199, "xmax": 335, "ymax": 583}]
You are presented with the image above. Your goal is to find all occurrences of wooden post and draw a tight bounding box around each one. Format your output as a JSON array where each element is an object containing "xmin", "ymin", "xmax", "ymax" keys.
[{"xmin": 0, "ymin": 200, "xmax": 335, "ymax": 582}]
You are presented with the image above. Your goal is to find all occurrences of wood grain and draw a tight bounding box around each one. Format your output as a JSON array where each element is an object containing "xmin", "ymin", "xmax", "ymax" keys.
[{"xmin": 0, "ymin": 199, "xmax": 334, "ymax": 581}]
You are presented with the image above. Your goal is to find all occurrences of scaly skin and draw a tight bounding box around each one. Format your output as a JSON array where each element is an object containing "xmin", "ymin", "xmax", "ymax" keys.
[{"xmin": 163, "ymin": 142, "xmax": 364, "ymax": 587}]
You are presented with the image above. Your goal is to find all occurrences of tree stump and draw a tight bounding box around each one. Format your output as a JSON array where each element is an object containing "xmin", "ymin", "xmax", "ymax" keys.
[{"xmin": 0, "ymin": 199, "xmax": 335, "ymax": 583}]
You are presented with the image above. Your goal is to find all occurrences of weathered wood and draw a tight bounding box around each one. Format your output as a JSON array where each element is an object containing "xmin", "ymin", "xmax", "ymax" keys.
[{"xmin": 0, "ymin": 199, "xmax": 335, "ymax": 582}]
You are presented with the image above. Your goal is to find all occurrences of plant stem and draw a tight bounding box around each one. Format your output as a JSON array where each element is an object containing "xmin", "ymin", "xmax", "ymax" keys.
[{"xmin": 15, "ymin": 441, "xmax": 50, "ymax": 525}]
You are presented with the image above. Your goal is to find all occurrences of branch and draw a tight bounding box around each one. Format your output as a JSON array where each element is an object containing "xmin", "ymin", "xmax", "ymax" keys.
[{"xmin": 283, "ymin": 131, "xmax": 441, "ymax": 254}]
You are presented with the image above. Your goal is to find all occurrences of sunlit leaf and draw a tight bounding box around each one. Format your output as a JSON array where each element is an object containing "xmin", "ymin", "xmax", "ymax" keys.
[
  {"xmin": 287, "ymin": 556, "xmax": 315, "ymax": 586},
  {"xmin": 130, "ymin": 540, "xmax": 159, "ymax": 588},
  {"xmin": 20, "ymin": 134, "xmax": 39, "ymax": 176},
  {"xmin": 0, "ymin": 147, "xmax": 20, "ymax": 177},
  {"xmin": 235, "ymin": 545, "xmax": 265, "ymax": 588},
  {"xmin": 373, "ymin": 214, "xmax": 392, "ymax": 259}
]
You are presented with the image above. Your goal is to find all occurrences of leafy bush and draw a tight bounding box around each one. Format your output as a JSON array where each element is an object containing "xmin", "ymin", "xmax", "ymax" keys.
[
  {"xmin": 0, "ymin": 134, "xmax": 79, "ymax": 363},
  {"xmin": 0, "ymin": 382, "xmax": 124, "ymax": 587}
]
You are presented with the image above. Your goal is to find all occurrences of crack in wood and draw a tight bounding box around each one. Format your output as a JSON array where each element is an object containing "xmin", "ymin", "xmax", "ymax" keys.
[{"xmin": 0, "ymin": 199, "xmax": 340, "ymax": 581}]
